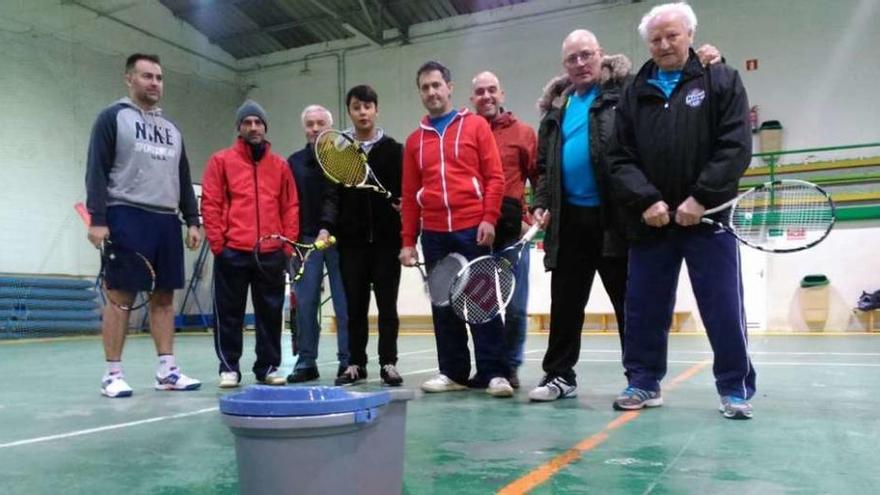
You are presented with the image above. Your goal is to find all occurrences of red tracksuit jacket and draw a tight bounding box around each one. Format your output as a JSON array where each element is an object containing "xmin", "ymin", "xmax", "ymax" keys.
[
  {"xmin": 401, "ymin": 109, "xmax": 504, "ymax": 247},
  {"xmin": 202, "ymin": 138, "xmax": 299, "ymax": 255}
]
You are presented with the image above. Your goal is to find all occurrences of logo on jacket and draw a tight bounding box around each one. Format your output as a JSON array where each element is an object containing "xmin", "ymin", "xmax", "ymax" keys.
[{"xmin": 685, "ymin": 88, "xmax": 706, "ymax": 108}]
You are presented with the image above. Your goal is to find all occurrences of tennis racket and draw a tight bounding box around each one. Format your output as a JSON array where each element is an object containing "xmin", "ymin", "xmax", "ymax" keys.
[
  {"xmin": 254, "ymin": 234, "xmax": 336, "ymax": 281},
  {"xmin": 448, "ymin": 224, "xmax": 540, "ymax": 324},
  {"xmin": 99, "ymin": 239, "xmax": 156, "ymax": 311},
  {"xmin": 314, "ymin": 129, "xmax": 395, "ymax": 201},
  {"xmin": 698, "ymin": 179, "xmax": 835, "ymax": 253},
  {"xmin": 409, "ymin": 254, "xmax": 468, "ymax": 307},
  {"xmin": 74, "ymin": 202, "xmax": 155, "ymax": 311},
  {"xmin": 406, "ymin": 262, "xmax": 431, "ymax": 299}
]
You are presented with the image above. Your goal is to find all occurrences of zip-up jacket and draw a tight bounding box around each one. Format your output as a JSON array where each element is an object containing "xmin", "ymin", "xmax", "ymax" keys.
[
  {"xmin": 609, "ymin": 50, "xmax": 751, "ymax": 241},
  {"xmin": 401, "ymin": 108, "xmax": 504, "ymax": 248},
  {"xmin": 201, "ymin": 137, "xmax": 299, "ymax": 255},
  {"xmin": 487, "ymin": 110, "xmax": 538, "ymax": 249},
  {"xmin": 85, "ymin": 97, "xmax": 199, "ymax": 227},
  {"xmin": 490, "ymin": 111, "xmax": 539, "ymax": 204},
  {"xmin": 325, "ymin": 133, "xmax": 404, "ymax": 248},
  {"xmin": 288, "ymin": 143, "xmax": 336, "ymax": 240},
  {"xmin": 533, "ymin": 54, "xmax": 633, "ymax": 269}
]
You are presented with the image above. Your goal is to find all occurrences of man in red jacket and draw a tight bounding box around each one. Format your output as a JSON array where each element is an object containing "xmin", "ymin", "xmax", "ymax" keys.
[
  {"xmin": 399, "ymin": 61, "xmax": 513, "ymax": 397},
  {"xmin": 469, "ymin": 71, "xmax": 538, "ymax": 389},
  {"xmin": 201, "ymin": 100, "xmax": 300, "ymax": 388}
]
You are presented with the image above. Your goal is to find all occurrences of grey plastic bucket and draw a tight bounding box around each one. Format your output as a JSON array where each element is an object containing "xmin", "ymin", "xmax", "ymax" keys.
[{"xmin": 220, "ymin": 385, "xmax": 414, "ymax": 495}]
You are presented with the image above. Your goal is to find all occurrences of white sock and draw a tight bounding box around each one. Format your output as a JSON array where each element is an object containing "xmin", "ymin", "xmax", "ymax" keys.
[
  {"xmin": 106, "ymin": 361, "xmax": 123, "ymax": 376},
  {"xmin": 157, "ymin": 354, "xmax": 177, "ymax": 376}
]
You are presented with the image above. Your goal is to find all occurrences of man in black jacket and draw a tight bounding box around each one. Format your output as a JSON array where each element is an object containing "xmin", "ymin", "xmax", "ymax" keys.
[
  {"xmin": 609, "ymin": 3, "xmax": 756, "ymax": 419},
  {"xmin": 529, "ymin": 29, "xmax": 720, "ymax": 402},
  {"xmin": 330, "ymin": 85, "xmax": 405, "ymax": 387},
  {"xmin": 529, "ymin": 30, "xmax": 632, "ymax": 402},
  {"xmin": 286, "ymin": 104, "xmax": 350, "ymax": 383}
]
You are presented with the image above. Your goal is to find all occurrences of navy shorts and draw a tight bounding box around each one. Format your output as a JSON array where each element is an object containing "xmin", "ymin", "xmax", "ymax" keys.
[{"xmin": 106, "ymin": 205, "xmax": 185, "ymax": 291}]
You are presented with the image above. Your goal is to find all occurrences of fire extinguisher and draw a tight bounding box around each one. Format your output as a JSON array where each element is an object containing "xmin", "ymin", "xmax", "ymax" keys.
[{"xmin": 749, "ymin": 105, "xmax": 759, "ymax": 133}]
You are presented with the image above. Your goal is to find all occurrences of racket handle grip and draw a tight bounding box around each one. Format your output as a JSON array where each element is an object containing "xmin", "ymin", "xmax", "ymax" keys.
[{"xmin": 314, "ymin": 236, "xmax": 337, "ymax": 250}]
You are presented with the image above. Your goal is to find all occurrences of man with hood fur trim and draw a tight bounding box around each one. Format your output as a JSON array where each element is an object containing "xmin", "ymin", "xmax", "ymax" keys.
[{"xmin": 528, "ymin": 29, "xmax": 720, "ymax": 402}]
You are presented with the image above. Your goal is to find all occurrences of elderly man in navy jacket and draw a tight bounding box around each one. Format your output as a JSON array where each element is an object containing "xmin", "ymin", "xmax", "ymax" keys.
[{"xmin": 609, "ymin": 2, "xmax": 756, "ymax": 419}]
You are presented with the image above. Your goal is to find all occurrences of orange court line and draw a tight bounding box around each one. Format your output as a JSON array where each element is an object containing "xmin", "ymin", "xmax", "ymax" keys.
[{"xmin": 497, "ymin": 359, "xmax": 711, "ymax": 495}]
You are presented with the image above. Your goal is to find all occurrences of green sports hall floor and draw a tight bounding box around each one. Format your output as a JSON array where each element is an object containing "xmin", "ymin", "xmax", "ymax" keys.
[{"xmin": 1, "ymin": 331, "xmax": 879, "ymax": 494}]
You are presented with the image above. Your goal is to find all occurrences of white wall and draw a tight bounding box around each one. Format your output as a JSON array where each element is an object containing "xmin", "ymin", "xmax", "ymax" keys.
[
  {"xmin": 242, "ymin": 0, "xmax": 880, "ymax": 330},
  {"xmin": 0, "ymin": 0, "xmax": 243, "ymax": 277},
  {"xmin": 244, "ymin": 0, "xmax": 880, "ymax": 156},
  {"xmin": 1, "ymin": 0, "xmax": 878, "ymax": 331}
]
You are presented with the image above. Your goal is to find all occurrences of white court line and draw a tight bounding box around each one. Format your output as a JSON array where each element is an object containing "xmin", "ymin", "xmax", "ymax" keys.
[
  {"xmin": 0, "ymin": 347, "xmax": 449, "ymax": 450},
  {"xmin": 525, "ymin": 358, "xmax": 880, "ymax": 367},
  {"xmin": 33, "ymin": 345, "xmax": 870, "ymax": 450},
  {"xmin": 0, "ymin": 407, "xmax": 218, "ymax": 449},
  {"xmin": 575, "ymin": 349, "xmax": 880, "ymax": 357},
  {"xmin": 301, "ymin": 348, "xmax": 436, "ymax": 369}
]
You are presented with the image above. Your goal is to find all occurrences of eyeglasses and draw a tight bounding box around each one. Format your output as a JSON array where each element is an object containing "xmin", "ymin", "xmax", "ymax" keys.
[{"xmin": 564, "ymin": 50, "xmax": 597, "ymax": 67}]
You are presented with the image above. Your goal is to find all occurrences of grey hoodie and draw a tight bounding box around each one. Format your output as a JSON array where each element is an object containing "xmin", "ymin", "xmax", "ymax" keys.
[{"xmin": 85, "ymin": 97, "xmax": 199, "ymax": 227}]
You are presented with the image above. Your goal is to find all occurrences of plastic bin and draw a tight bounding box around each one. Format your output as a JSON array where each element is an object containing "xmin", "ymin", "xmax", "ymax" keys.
[
  {"xmin": 799, "ymin": 274, "xmax": 830, "ymax": 327},
  {"xmin": 759, "ymin": 120, "xmax": 783, "ymax": 156},
  {"xmin": 220, "ymin": 386, "xmax": 414, "ymax": 495}
]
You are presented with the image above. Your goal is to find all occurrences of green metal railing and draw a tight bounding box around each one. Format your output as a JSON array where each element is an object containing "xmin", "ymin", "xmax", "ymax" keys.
[
  {"xmin": 752, "ymin": 142, "xmax": 880, "ymax": 221},
  {"xmin": 752, "ymin": 141, "xmax": 880, "ymax": 180}
]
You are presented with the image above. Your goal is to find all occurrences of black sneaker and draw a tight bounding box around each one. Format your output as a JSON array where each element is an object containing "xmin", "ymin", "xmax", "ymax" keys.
[
  {"xmin": 508, "ymin": 369, "xmax": 520, "ymax": 389},
  {"xmin": 380, "ymin": 364, "xmax": 404, "ymax": 387},
  {"xmin": 286, "ymin": 367, "xmax": 319, "ymax": 383},
  {"xmin": 335, "ymin": 365, "xmax": 367, "ymax": 385}
]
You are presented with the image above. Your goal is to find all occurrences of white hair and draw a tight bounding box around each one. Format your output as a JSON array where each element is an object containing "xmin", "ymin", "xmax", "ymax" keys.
[
  {"xmin": 637, "ymin": 2, "xmax": 697, "ymax": 41},
  {"xmin": 300, "ymin": 104, "xmax": 333, "ymax": 127}
]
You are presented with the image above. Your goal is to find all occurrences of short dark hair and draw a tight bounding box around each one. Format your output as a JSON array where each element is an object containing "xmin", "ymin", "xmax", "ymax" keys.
[
  {"xmin": 346, "ymin": 84, "xmax": 379, "ymax": 108},
  {"xmin": 416, "ymin": 61, "xmax": 452, "ymax": 86},
  {"xmin": 126, "ymin": 53, "xmax": 161, "ymax": 73}
]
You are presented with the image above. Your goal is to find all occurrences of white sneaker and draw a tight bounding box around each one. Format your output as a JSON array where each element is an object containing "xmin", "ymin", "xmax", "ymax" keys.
[
  {"xmin": 101, "ymin": 373, "xmax": 133, "ymax": 398},
  {"xmin": 155, "ymin": 367, "xmax": 202, "ymax": 391},
  {"xmin": 421, "ymin": 374, "xmax": 467, "ymax": 393},
  {"xmin": 487, "ymin": 377, "xmax": 514, "ymax": 398},
  {"xmin": 528, "ymin": 375, "xmax": 577, "ymax": 402},
  {"xmin": 258, "ymin": 368, "xmax": 286, "ymax": 386},
  {"xmin": 219, "ymin": 371, "xmax": 240, "ymax": 388}
]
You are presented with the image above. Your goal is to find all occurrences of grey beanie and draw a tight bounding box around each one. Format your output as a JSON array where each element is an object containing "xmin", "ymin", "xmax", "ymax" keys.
[{"xmin": 235, "ymin": 99, "xmax": 268, "ymax": 130}]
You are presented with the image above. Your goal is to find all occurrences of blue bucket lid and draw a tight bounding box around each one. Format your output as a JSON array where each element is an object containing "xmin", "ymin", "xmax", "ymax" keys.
[{"xmin": 219, "ymin": 385, "xmax": 391, "ymax": 417}]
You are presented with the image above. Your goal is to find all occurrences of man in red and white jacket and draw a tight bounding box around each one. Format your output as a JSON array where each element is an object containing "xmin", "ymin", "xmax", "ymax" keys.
[
  {"xmin": 202, "ymin": 99, "xmax": 299, "ymax": 388},
  {"xmin": 399, "ymin": 61, "xmax": 513, "ymax": 397}
]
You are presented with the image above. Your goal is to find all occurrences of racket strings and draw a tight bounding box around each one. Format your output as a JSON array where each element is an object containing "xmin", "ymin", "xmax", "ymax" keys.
[
  {"xmin": 315, "ymin": 133, "xmax": 368, "ymax": 185},
  {"xmin": 100, "ymin": 242, "xmax": 155, "ymax": 311},
  {"xmin": 255, "ymin": 236, "xmax": 305, "ymax": 281},
  {"xmin": 731, "ymin": 183, "xmax": 834, "ymax": 245},
  {"xmin": 426, "ymin": 255, "xmax": 466, "ymax": 306},
  {"xmin": 449, "ymin": 257, "xmax": 515, "ymax": 324}
]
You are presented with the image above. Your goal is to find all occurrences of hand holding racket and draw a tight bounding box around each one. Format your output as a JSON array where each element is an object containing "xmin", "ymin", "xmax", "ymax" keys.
[
  {"xmin": 254, "ymin": 234, "xmax": 337, "ymax": 281},
  {"xmin": 314, "ymin": 129, "xmax": 396, "ymax": 202},
  {"xmin": 74, "ymin": 202, "xmax": 155, "ymax": 311},
  {"xmin": 447, "ymin": 223, "xmax": 540, "ymax": 324},
  {"xmin": 694, "ymin": 179, "xmax": 835, "ymax": 253}
]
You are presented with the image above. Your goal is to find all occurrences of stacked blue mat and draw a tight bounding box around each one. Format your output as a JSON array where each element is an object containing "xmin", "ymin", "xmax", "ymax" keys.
[{"xmin": 0, "ymin": 276, "xmax": 101, "ymax": 338}]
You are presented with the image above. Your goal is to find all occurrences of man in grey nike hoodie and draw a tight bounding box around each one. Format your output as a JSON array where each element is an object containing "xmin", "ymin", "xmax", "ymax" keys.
[{"xmin": 85, "ymin": 53, "xmax": 202, "ymax": 398}]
